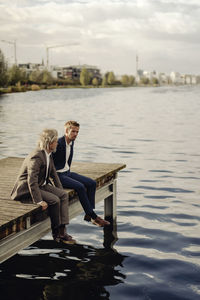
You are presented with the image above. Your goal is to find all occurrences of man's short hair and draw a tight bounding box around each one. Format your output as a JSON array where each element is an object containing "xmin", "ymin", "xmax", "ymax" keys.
[
  {"xmin": 38, "ymin": 129, "xmax": 58, "ymax": 151},
  {"xmin": 64, "ymin": 121, "xmax": 80, "ymax": 130}
]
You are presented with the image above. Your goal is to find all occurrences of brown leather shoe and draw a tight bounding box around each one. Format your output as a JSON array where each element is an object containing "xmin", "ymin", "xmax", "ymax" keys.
[
  {"xmin": 92, "ymin": 216, "xmax": 110, "ymax": 227},
  {"xmin": 60, "ymin": 234, "xmax": 76, "ymax": 244}
]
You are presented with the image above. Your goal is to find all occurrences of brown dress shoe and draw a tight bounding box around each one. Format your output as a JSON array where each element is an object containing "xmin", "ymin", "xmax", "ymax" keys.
[
  {"xmin": 92, "ymin": 216, "xmax": 110, "ymax": 227},
  {"xmin": 59, "ymin": 234, "xmax": 76, "ymax": 244}
]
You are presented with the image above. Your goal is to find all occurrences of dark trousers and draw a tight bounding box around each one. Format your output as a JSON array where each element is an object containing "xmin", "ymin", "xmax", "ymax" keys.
[{"xmin": 58, "ymin": 171, "xmax": 97, "ymax": 219}]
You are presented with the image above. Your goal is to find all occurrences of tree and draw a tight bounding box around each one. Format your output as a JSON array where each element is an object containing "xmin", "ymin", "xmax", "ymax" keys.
[
  {"xmin": 121, "ymin": 75, "xmax": 129, "ymax": 86},
  {"xmin": 129, "ymin": 75, "xmax": 135, "ymax": 85},
  {"xmin": 92, "ymin": 77, "xmax": 99, "ymax": 87},
  {"xmin": 29, "ymin": 70, "xmax": 53, "ymax": 85},
  {"xmin": 8, "ymin": 65, "xmax": 25, "ymax": 85},
  {"xmin": 107, "ymin": 71, "xmax": 115, "ymax": 85},
  {"xmin": 19, "ymin": 68, "xmax": 29, "ymax": 84},
  {"xmin": 152, "ymin": 77, "xmax": 159, "ymax": 85},
  {"xmin": 0, "ymin": 49, "xmax": 8, "ymax": 87},
  {"xmin": 101, "ymin": 73, "xmax": 108, "ymax": 87},
  {"xmin": 80, "ymin": 68, "xmax": 91, "ymax": 86},
  {"xmin": 140, "ymin": 77, "xmax": 149, "ymax": 85},
  {"xmin": 39, "ymin": 70, "xmax": 53, "ymax": 85},
  {"xmin": 29, "ymin": 70, "xmax": 41, "ymax": 83}
]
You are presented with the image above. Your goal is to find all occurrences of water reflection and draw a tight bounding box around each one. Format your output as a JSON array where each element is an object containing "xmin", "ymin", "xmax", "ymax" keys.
[
  {"xmin": 0, "ymin": 222, "xmax": 126, "ymax": 300},
  {"xmin": 103, "ymin": 217, "xmax": 118, "ymax": 249}
]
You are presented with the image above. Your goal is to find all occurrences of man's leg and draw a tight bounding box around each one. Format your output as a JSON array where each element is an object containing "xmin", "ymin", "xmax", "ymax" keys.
[
  {"xmin": 40, "ymin": 185, "xmax": 76, "ymax": 243},
  {"xmin": 42, "ymin": 185, "xmax": 69, "ymax": 225},
  {"xmin": 70, "ymin": 172, "xmax": 96, "ymax": 209},
  {"xmin": 58, "ymin": 172, "xmax": 110, "ymax": 227},
  {"xmin": 58, "ymin": 172, "xmax": 97, "ymax": 219},
  {"xmin": 40, "ymin": 186, "xmax": 62, "ymax": 238}
]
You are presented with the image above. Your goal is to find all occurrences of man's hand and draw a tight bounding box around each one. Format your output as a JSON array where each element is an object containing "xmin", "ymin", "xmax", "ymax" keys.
[{"xmin": 38, "ymin": 201, "xmax": 48, "ymax": 210}]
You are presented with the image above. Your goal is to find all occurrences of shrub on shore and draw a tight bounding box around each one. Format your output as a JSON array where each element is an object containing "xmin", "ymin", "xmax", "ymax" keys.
[
  {"xmin": 31, "ymin": 84, "xmax": 40, "ymax": 91},
  {"xmin": 0, "ymin": 85, "xmax": 27, "ymax": 93}
]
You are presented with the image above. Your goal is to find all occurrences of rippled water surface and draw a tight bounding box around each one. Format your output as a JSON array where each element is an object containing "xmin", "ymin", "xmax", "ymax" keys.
[{"xmin": 0, "ymin": 86, "xmax": 200, "ymax": 300}]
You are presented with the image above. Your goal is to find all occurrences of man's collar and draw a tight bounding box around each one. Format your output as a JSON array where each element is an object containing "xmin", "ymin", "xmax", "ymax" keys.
[
  {"xmin": 65, "ymin": 140, "xmax": 72, "ymax": 146},
  {"xmin": 44, "ymin": 150, "xmax": 51, "ymax": 156}
]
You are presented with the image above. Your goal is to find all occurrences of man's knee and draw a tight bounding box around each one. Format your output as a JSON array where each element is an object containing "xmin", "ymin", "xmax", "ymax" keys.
[
  {"xmin": 49, "ymin": 195, "xmax": 60, "ymax": 206},
  {"xmin": 76, "ymin": 182, "xmax": 85, "ymax": 192},
  {"xmin": 61, "ymin": 192, "xmax": 68, "ymax": 203},
  {"xmin": 88, "ymin": 179, "xmax": 96, "ymax": 189}
]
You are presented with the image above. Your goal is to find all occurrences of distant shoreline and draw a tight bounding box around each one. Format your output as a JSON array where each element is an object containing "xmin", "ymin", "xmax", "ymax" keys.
[
  {"xmin": 0, "ymin": 83, "xmax": 171, "ymax": 95},
  {"xmin": 2, "ymin": 81, "xmax": 199, "ymax": 95}
]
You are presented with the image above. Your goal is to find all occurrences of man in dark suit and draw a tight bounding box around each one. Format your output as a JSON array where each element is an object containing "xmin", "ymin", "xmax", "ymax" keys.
[
  {"xmin": 11, "ymin": 128, "xmax": 76, "ymax": 244},
  {"xmin": 52, "ymin": 121, "xmax": 110, "ymax": 227}
]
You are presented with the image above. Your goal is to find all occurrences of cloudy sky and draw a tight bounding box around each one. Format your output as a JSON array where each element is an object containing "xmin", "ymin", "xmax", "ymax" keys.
[{"xmin": 0, "ymin": 0, "xmax": 199, "ymax": 75}]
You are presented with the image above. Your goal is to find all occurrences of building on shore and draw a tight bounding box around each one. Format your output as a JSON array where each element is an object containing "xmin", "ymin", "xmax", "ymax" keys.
[
  {"xmin": 158, "ymin": 73, "xmax": 169, "ymax": 84},
  {"xmin": 170, "ymin": 72, "xmax": 197, "ymax": 85},
  {"xmin": 19, "ymin": 63, "xmax": 102, "ymax": 82},
  {"xmin": 17, "ymin": 61, "xmax": 198, "ymax": 86},
  {"xmin": 18, "ymin": 62, "xmax": 46, "ymax": 75},
  {"xmin": 60, "ymin": 64, "xmax": 102, "ymax": 81},
  {"xmin": 135, "ymin": 68, "xmax": 199, "ymax": 85}
]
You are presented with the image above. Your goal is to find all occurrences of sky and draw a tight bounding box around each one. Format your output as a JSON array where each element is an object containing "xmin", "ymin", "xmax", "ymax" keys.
[{"xmin": 0, "ymin": 0, "xmax": 200, "ymax": 75}]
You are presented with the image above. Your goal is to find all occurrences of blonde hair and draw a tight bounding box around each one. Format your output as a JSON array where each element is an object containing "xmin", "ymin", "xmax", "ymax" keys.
[
  {"xmin": 38, "ymin": 129, "xmax": 58, "ymax": 151},
  {"xmin": 64, "ymin": 120, "xmax": 80, "ymax": 131}
]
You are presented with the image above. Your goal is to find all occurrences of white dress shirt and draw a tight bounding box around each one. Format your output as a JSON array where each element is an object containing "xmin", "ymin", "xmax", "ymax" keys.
[
  {"xmin": 43, "ymin": 150, "xmax": 51, "ymax": 185},
  {"xmin": 57, "ymin": 141, "xmax": 72, "ymax": 173}
]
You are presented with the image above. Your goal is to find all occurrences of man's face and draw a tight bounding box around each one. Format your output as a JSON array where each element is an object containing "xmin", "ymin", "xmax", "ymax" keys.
[
  {"xmin": 49, "ymin": 139, "xmax": 58, "ymax": 153},
  {"xmin": 66, "ymin": 126, "xmax": 79, "ymax": 141}
]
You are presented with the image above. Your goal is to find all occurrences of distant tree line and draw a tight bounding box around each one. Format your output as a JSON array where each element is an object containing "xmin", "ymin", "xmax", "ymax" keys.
[{"xmin": 0, "ymin": 48, "xmax": 139, "ymax": 92}]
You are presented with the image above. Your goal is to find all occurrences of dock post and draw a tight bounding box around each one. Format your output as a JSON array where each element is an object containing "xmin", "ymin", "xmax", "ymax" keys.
[
  {"xmin": 104, "ymin": 178, "xmax": 117, "ymax": 220},
  {"xmin": 103, "ymin": 178, "xmax": 118, "ymax": 248}
]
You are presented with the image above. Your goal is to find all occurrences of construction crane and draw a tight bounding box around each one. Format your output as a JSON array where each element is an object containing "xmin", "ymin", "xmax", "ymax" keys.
[
  {"xmin": 1, "ymin": 39, "xmax": 17, "ymax": 65},
  {"xmin": 46, "ymin": 42, "xmax": 79, "ymax": 69}
]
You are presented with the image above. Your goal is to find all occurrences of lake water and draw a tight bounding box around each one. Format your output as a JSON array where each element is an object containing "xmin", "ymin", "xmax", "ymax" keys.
[{"xmin": 0, "ymin": 86, "xmax": 200, "ymax": 300}]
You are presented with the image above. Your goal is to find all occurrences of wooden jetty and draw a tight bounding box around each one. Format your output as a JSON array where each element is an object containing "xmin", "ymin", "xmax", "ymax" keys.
[{"xmin": 0, "ymin": 157, "xmax": 125, "ymax": 263}]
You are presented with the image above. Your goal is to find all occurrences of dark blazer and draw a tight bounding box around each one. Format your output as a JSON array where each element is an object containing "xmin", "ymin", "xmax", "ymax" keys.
[
  {"xmin": 52, "ymin": 136, "xmax": 74, "ymax": 171},
  {"xmin": 11, "ymin": 149, "xmax": 62, "ymax": 203}
]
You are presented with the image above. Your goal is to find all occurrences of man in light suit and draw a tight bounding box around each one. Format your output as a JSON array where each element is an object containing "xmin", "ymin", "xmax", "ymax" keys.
[
  {"xmin": 52, "ymin": 120, "xmax": 110, "ymax": 227},
  {"xmin": 11, "ymin": 128, "xmax": 76, "ymax": 244}
]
